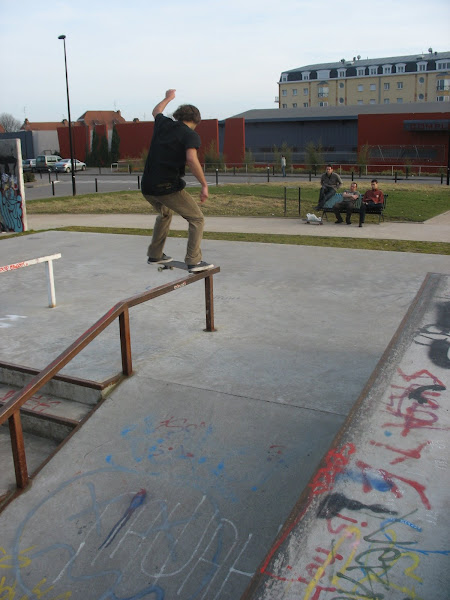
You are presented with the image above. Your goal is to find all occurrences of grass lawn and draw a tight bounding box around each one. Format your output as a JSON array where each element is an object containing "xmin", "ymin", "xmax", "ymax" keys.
[
  {"xmin": 26, "ymin": 181, "xmax": 450, "ymax": 221},
  {"xmin": 7, "ymin": 181, "xmax": 448, "ymax": 255}
]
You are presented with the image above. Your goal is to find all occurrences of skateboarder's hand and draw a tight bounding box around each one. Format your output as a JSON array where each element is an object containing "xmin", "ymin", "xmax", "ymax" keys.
[
  {"xmin": 165, "ymin": 89, "xmax": 176, "ymax": 101},
  {"xmin": 200, "ymin": 185, "xmax": 208, "ymax": 203}
]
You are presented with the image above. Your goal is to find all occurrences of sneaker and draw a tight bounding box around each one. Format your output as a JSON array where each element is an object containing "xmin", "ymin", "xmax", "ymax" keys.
[
  {"xmin": 346, "ymin": 220, "xmax": 352, "ymax": 225},
  {"xmin": 147, "ymin": 253, "xmax": 173, "ymax": 264},
  {"xmin": 188, "ymin": 260, "xmax": 214, "ymax": 272},
  {"xmin": 335, "ymin": 219, "xmax": 343, "ymax": 224}
]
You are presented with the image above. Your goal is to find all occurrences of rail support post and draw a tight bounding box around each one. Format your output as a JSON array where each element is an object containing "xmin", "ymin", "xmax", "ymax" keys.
[
  {"xmin": 9, "ymin": 411, "xmax": 28, "ymax": 489},
  {"xmin": 119, "ymin": 307, "xmax": 133, "ymax": 375},
  {"xmin": 204, "ymin": 274, "xmax": 216, "ymax": 332}
]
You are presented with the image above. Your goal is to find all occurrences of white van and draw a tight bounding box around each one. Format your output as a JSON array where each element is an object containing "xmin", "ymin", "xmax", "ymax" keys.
[{"xmin": 35, "ymin": 155, "xmax": 62, "ymax": 171}]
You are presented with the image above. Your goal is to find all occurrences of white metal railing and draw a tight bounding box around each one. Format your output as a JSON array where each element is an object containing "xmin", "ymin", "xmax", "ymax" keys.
[{"xmin": 0, "ymin": 254, "xmax": 61, "ymax": 308}]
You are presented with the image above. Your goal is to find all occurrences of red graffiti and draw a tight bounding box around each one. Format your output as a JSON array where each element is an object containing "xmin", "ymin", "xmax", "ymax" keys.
[
  {"xmin": 369, "ymin": 439, "xmax": 431, "ymax": 465},
  {"xmin": 383, "ymin": 368, "xmax": 447, "ymax": 436},
  {"xmin": 309, "ymin": 443, "xmax": 356, "ymax": 496},
  {"xmin": 0, "ymin": 389, "xmax": 61, "ymax": 413},
  {"xmin": 155, "ymin": 416, "xmax": 206, "ymax": 431},
  {"xmin": 355, "ymin": 460, "xmax": 431, "ymax": 509},
  {"xmin": 260, "ymin": 443, "xmax": 356, "ymax": 577}
]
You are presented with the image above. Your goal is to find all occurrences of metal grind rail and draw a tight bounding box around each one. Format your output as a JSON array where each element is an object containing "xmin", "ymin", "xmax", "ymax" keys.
[{"xmin": 0, "ymin": 266, "xmax": 220, "ymax": 491}]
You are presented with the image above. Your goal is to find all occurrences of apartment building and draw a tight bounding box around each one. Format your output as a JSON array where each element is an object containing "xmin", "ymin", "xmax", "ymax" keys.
[{"xmin": 278, "ymin": 50, "xmax": 450, "ymax": 109}]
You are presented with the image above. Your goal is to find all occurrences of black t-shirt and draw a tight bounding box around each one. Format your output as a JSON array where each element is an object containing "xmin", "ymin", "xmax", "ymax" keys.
[{"xmin": 141, "ymin": 114, "xmax": 200, "ymax": 196}]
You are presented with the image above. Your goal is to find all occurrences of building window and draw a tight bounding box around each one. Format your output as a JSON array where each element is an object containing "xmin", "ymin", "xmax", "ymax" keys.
[
  {"xmin": 319, "ymin": 101, "xmax": 328, "ymax": 107},
  {"xmin": 292, "ymin": 103, "xmax": 297, "ymax": 108},
  {"xmin": 303, "ymin": 88, "xmax": 309, "ymax": 95},
  {"xmin": 370, "ymin": 99, "xmax": 376, "ymax": 104},
  {"xmin": 370, "ymin": 67, "xmax": 378, "ymax": 75},
  {"xmin": 357, "ymin": 68, "xmax": 365, "ymax": 76},
  {"xmin": 383, "ymin": 65, "xmax": 392, "ymax": 75},
  {"xmin": 338, "ymin": 69, "xmax": 346, "ymax": 78},
  {"xmin": 303, "ymin": 102, "xmax": 309, "ymax": 107},
  {"xmin": 437, "ymin": 79, "xmax": 450, "ymax": 91},
  {"xmin": 397, "ymin": 98, "xmax": 403, "ymax": 103},
  {"xmin": 339, "ymin": 97, "xmax": 344, "ymax": 104},
  {"xmin": 292, "ymin": 89, "xmax": 297, "ymax": 95},
  {"xmin": 358, "ymin": 84, "xmax": 364, "ymax": 92},
  {"xmin": 418, "ymin": 93, "xmax": 424, "ymax": 100},
  {"xmin": 318, "ymin": 86, "xmax": 329, "ymax": 98},
  {"xmin": 339, "ymin": 82, "xmax": 344, "ymax": 88},
  {"xmin": 302, "ymin": 72, "xmax": 310, "ymax": 80},
  {"xmin": 384, "ymin": 98, "xmax": 390, "ymax": 104},
  {"xmin": 358, "ymin": 100, "xmax": 363, "ymax": 105},
  {"xmin": 437, "ymin": 61, "xmax": 450, "ymax": 70},
  {"xmin": 397, "ymin": 82, "xmax": 403, "ymax": 89},
  {"xmin": 417, "ymin": 63, "xmax": 427, "ymax": 71},
  {"xmin": 370, "ymin": 83, "xmax": 376, "ymax": 91},
  {"xmin": 396, "ymin": 65, "xmax": 405, "ymax": 73},
  {"xmin": 281, "ymin": 74, "xmax": 287, "ymax": 82},
  {"xmin": 436, "ymin": 96, "xmax": 450, "ymax": 102},
  {"xmin": 384, "ymin": 82, "xmax": 390, "ymax": 90},
  {"xmin": 282, "ymin": 103, "xmax": 287, "ymax": 108},
  {"xmin": 282, "ymin": 90, "xmax": 287, "ymax": 96},
  {"xmin": 419, "ymin": 77, "xmax": 425, "ymax": 84}
]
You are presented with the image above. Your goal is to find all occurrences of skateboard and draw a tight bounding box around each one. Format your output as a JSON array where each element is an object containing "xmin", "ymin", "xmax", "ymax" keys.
[
  {"xmin": 155, "ymin": 260, "xmax": 214, "ymax": 274},
  {"xmin": 156, "ymin": 260, "xmax": 190, "ymax": 272}
]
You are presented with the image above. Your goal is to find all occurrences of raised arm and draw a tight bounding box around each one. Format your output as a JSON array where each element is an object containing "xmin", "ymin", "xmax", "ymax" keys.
[
  {"xmin": 152, "ymin": 89, "xmax": 176, "ymax": 118},
  {"xmin": 186, "ymin": 147, "xmax": 208, "ymax": 203}
]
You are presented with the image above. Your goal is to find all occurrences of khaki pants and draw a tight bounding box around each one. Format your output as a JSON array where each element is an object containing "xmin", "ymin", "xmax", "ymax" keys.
[{"xmin": 144, "ymin": 189, "xmax": 204, "ymax": 265}]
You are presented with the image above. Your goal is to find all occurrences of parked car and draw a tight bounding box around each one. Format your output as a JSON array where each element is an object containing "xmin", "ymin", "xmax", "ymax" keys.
[
  {"xmin": 54, "ymin": 159, "xmax": 87, "ymax": 172},
  {"xmin": 35, "ymin": 155, "xmax": 62, "ymax": 171},
  {"xmin": 22, "ymin": 159, "xmax": 36, "ymax": 172}
]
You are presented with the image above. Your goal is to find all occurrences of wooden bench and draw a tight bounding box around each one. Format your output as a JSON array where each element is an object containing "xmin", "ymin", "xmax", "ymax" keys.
[{"xmin": 321, "ymin": 192, "xmax": 388, "ymax": 226}]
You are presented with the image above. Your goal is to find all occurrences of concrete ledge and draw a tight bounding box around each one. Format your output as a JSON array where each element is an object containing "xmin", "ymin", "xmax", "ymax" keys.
[
  {"xmin": 0, "ymin": 363, "xmax": 118, "ymax": 406},
  {"xmin": 243, "ymin": 272, "xmax": 450, "ymax": 599}
]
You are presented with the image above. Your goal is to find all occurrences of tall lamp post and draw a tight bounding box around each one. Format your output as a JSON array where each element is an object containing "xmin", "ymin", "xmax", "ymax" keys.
[{"xmin": 58, "ymin": 34, "xmax": 76, "ymax": 196}]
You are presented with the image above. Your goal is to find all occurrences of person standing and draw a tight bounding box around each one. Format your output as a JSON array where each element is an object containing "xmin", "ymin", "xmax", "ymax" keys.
[
  {"xmin": 281, "ymin": 155, "xmax": 287, "ymax": 177},
  {"xmin": 315, "ymin": 164, "xmax": 342, "ymax": 210},
  {"xmin": 141, "ymin": 89, "xmax": 213, "ymax": 272}
]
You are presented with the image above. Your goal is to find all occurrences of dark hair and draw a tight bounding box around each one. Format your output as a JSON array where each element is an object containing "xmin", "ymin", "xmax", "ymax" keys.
[
  {"xmin": 173, "ymin": 104, "xmax": 201, "ymax": 124},
  {"xmin": 326, "ymin": 164, "xmax": 333, "ymax": 168},
  {"xmin": 351, "ymin": 181, "xmax": 358, "ymax": 187},
  {"xmin": 371, "ymin": 179, "xmax": 378, "ymax": 183}
]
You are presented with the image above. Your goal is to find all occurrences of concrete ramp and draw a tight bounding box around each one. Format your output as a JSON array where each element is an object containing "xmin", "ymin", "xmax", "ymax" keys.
[{"xmin": 242, "ymin": 272, "xmax": 450, "ymax": 599}]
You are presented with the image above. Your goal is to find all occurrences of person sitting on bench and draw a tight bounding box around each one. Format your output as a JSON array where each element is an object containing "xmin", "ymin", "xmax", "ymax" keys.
[
  {"xmin": 333, "ymin": 182, "xmax": 360, "ymax": 225},
  {"xmin": 359, "ymin": 179, "xmax": 384, "ymax": 227}
]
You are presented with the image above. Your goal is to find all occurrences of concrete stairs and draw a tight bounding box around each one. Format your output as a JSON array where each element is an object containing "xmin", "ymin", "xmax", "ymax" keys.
[{"xmin": 0, "ymin": 363, "xmax": 119, "ymax": 504}]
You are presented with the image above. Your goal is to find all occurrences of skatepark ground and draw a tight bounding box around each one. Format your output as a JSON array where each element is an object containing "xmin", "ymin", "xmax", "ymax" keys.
[{"xmin": 0, "ymin": 212, "xmax": 449, "ymax": 599}]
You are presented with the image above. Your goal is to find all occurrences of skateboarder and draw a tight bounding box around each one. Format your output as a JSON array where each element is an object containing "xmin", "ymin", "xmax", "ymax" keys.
[{"xmin": 141, "ymin": 89, "xmax": 213, "ymax": 272}]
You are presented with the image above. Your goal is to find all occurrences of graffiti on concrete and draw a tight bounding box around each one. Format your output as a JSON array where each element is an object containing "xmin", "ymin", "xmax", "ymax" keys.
[
  {"xmin": 251, "ymin": 292, "xmax": 450, "ymax": 598},
  {"xmin": 0, "ymin": 140, "xmax": 25, "ymax": 232}
]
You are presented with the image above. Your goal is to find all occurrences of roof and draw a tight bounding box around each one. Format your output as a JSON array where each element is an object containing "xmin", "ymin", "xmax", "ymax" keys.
[
  {"xmin": 21, "ymin": 119, "xmax": 69, "ymax": 131},
  {"xmin": 228, "ymin": 102, "xmax": 450, "ymax": 122},
  {"xmin": 77, "ymin": 110, "xmax": 126, "ymax": 128},
  {"xmin": 282, "ymin": 51, "xmax": 450, "ymax": 74}
]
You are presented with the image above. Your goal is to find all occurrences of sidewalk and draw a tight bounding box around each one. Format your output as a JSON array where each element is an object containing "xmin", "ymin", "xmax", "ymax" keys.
[{"xmin": 25, "ymin": 211, "xmax": 450, "ymax": 243}]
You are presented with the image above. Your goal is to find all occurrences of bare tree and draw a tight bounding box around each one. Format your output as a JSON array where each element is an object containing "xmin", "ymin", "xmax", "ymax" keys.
[{"xmin": 0, "ymin": 113, "xmax": 22, "ymax": 132}]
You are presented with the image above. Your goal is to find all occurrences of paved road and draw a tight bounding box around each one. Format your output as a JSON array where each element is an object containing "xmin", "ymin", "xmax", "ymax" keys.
[{"xmin": 24, "ymin": 170, "xmax": 448, "ymax": 200}]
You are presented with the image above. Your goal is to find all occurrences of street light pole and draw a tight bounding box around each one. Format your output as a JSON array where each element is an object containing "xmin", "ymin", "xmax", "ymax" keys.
[{"xmin": 58, "ymin": 34, "xmax": 76, "ymax": 196}]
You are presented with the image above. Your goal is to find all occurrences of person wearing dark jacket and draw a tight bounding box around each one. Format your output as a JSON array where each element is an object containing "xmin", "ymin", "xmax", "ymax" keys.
[
  {"xmin": 315, "ymin": 165, "xmax": 342, "ymax": 210},
  {"xmin": 141, "ymin": 89, "xmax": 213, "ymax": 272}
]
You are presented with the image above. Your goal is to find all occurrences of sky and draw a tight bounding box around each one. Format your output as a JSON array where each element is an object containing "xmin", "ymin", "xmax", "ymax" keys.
[{"xmin": 1, "ymin": 0, "xmax": 449, "ymax": 124}]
